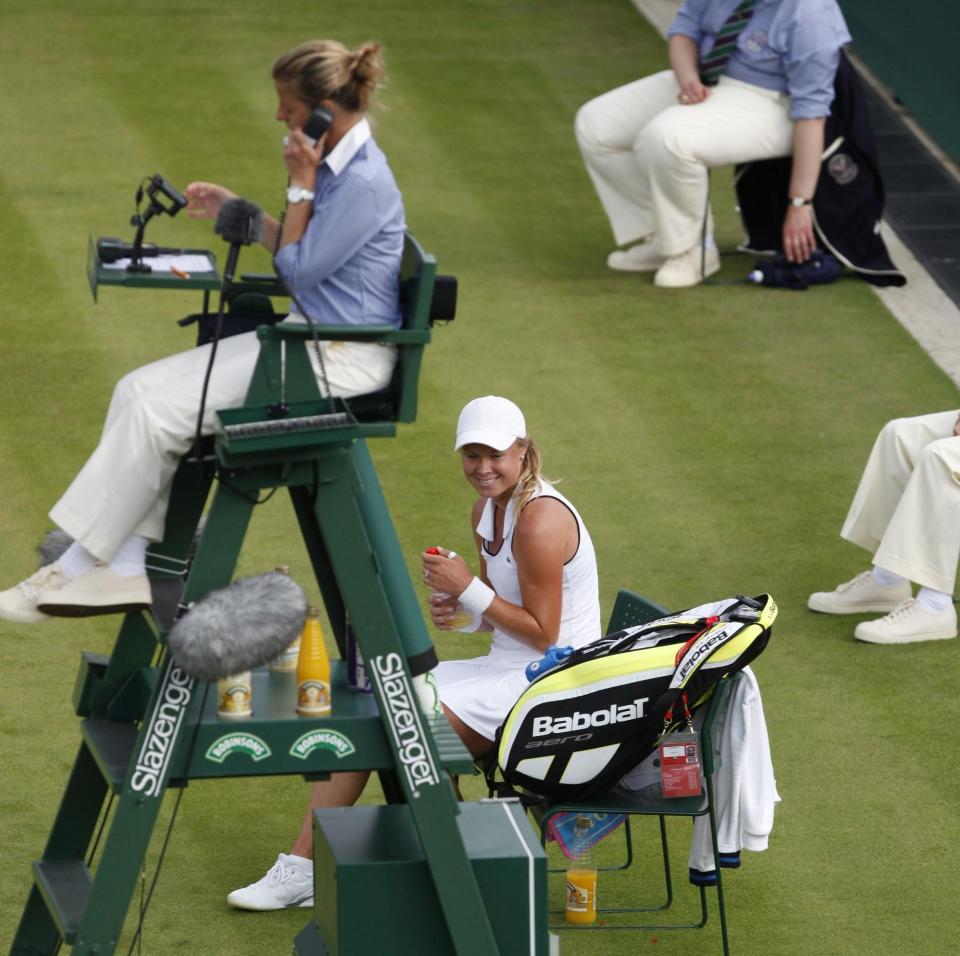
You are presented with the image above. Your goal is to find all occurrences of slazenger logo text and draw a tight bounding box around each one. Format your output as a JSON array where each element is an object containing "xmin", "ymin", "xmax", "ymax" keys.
[
  {"xmin": 131, "ymin": 665, "xmax": 194, "ymax": 797},
  {"xmin": 532, "ymin": 697, "xmax": 650, "ymax": 737},
  {"xmin": 371, "ymin": 653, "xmax": 440, "ymax": 796}
]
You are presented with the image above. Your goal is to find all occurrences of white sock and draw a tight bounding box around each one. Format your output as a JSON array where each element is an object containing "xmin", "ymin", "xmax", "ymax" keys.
[
  {"xmin": 57, "ymin": 542, "xmax": 98, "ymax": 579},
  {"xmin": 872, "ymin": 566, "xmax": 907, "ymax": 589},
  {"xmin": 108, "ymin": 534, "xmax": 149, "ymax": 578},
  {"xmin": 285, "ymin": 853, "xmax": 313, "ymax": 871},
  {"xmin": 916, "ymin": 587, "xmax": 953, "ymax": 614}
]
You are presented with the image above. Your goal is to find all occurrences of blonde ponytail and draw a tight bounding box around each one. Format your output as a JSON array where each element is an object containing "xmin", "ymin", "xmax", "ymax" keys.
[
  {"xmin": 272, "ymin": 39, "xmax": 385, "ymax": 113},
  {"xmin": 512, "ymin": 437, "xmax": 546, "ymax": 513}
]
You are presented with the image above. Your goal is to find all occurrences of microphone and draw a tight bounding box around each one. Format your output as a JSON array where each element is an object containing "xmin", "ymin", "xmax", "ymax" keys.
[
  {"xmin": 97, "ymin": 238, "xmax": 191, "ymax": 264},
  {"xmin": 214, "ymin": 198, "xmax": 263, "ymax": 292},
  {"xmin": 37, "ymin": 528, "xmax": 74, "ymax": 568},
  {"xmin": 167, "ymin": 571, "xmax": 308, "ymax": 680}
]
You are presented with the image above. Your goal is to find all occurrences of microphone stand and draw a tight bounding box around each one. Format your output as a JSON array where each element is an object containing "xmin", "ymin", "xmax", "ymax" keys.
[{"xmin": 127, "ymin": 200, "xmax": 163, "ymax": 273}]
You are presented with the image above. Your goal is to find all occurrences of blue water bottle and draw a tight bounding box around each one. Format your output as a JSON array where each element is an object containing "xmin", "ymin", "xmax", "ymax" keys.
[{"xmin": 525, "ymin": 644, "xmax": 573, "ymax": 682}]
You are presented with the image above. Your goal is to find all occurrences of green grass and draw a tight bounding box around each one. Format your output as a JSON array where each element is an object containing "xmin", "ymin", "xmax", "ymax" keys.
[{"xmin": 1, "ymin": 1, "xmax": 958, "ymax": 953}]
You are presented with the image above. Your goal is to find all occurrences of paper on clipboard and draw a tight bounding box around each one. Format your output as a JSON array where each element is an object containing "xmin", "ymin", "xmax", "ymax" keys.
[{"xmin": 102, "ymin": 254, "xmax": 214, "ymax": 273}]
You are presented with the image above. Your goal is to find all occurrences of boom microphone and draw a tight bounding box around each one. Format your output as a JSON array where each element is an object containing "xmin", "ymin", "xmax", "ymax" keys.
[
  {"xmin": 37, "ymin": 529, "xmax": 74, "ymax": 568},
  {"xmin": 214, "ymin": 198, "xmax": 264, "ymax": 291},
  {"xmin": 168, "ymin": 571, "xmax": 308, "ymax": 680}
]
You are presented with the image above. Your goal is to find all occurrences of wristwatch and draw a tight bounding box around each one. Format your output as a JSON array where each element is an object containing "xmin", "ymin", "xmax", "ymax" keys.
[
  {"xmin": 788, "ymin": 196, "xmax": 812, "ymax": 207},
  {"xmin": 286, "ymin": 186, "xmax": 316, "ymax": 204}
]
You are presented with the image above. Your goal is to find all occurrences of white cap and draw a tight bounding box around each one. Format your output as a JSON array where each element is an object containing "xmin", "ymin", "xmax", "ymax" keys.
[{"xmin": 454, "ymin": 396, "xmax": 526, "ymax": 451}]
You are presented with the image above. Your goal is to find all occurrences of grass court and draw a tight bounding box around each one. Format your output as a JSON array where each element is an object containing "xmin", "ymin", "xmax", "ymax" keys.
[{"xmin": 0, "ymin": 1, "xmax": 956, "ymax": 953}]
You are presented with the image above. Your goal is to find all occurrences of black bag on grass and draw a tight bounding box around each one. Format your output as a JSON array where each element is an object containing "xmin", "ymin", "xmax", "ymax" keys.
[{"xmin": 490, "ymin": 594, "xmax": 776, "ymax": 803}]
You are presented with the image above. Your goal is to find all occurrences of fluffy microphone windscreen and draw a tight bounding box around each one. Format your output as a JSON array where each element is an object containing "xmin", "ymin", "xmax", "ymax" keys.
[
  {"xmin": 37, "ymin": 529, "xmax": 74, "ymax": 568},
  {"xmin": 168, "ymin": 571, "xmax": 308, "ymax": 680},
  {"xmin": 214, "ymin": 198, "xmax": 264, "ymax": 246}
]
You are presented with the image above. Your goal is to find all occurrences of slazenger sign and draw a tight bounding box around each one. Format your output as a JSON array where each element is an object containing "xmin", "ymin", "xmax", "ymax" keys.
[
  {"xmin": 131, "ymin": 665, "xmax": 194, "ymax": 797},
  {"xmin": 370, "ymin": 653, "xmax": 440, "ymax": 797}
]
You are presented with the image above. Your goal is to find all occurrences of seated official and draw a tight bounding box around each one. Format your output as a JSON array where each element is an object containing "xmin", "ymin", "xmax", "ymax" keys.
[
  {"xmin": 0, "ymin": 39, "xmax": 404, "ymax": 624},
  {"xmin": 734, "ymin": 51, "xmax": 905, "ymax": 289},
  {"xmin": 575, "ymin": 0, "xmax": 850, "ymax": 288},
  {"xmin": 809, "ymin": 410, "xmax": 960, "ymax": 644}
]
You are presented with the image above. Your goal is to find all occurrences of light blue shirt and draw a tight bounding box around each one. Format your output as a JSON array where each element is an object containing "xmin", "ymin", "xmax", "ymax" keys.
[
  {"xmin": 667, "ymin": 0, "xmax": 851, "ymax": 119},
  {"xmin": 275, "ymin": 118, "xmax": 405, "ymax": 327}
]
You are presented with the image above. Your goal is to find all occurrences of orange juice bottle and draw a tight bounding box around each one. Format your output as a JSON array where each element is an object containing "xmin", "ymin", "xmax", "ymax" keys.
[
  {"xmin": 565, "ymin": 815, "xmax": 598, "ymax": 924},
  {"xmin": 296, "ymin": 606, "xmax": 331, "ymax": 716}
]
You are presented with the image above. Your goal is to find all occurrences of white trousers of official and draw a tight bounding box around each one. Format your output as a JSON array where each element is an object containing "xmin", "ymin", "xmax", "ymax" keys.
[
  {"xmin": 841, "ymin": 410, "xmax": 960, "ymax": 594},
  {"xmin": 49, "ymin": 332, "xmax": 397, "ymax": 561},
  {"xmin": 575, "ymin": 71, "xmax": 794, "ymax": 255}
]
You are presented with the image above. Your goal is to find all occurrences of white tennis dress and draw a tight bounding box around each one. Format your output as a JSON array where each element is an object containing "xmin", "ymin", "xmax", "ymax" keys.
[{"xmin": 435, "ymin": 481, "xmax": 601, "ymax": 740}]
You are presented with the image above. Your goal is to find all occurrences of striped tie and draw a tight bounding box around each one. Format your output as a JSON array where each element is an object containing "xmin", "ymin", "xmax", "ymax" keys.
[{"xmin": 699, "ymin": 0, "xmax": 756, "ymax": 86}]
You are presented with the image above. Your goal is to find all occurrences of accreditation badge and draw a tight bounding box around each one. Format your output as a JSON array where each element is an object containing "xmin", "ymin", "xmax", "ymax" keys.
[{"xmin": 659, "ymin": 731, "xmax": 702, "ymax": 798}]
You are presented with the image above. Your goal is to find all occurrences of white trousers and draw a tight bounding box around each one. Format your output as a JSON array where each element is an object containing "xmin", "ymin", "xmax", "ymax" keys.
[
  {"xmin": 841, "ymin": 410, "xmax": 960, "ymax": 594},
  {"xmin": 575, "ymin": 71, "xmax": 794, "ymax": 255},
  {"xmin": 49, "ymin": 333, "xmax": 397, "ymax": 560}
]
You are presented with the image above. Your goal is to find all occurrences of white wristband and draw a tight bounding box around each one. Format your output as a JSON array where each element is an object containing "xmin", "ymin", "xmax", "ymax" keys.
[{"xmin": 458, "ymin": 576, "xmax": 495, "ymax": 616}]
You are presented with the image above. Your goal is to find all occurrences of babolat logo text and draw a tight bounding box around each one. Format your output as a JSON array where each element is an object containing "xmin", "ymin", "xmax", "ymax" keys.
[
  {"xmin": 672, "ymin": 624, "xmax": 735, "ymax": 688},
  {"xmin": 131, "ymin": 665, "xmax": 194, "ymax": 797},
  {"xmin": 532, "ymin": 697, "xmax": 650, "ymax": 737},
  {"xmin": 371, "ymin": 653, "xmax": 440, "ymax": 797}
]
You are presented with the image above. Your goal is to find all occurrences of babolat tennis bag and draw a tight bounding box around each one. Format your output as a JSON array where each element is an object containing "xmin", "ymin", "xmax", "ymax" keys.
[{"xmin": 491, "ymin": 593, "xmax": 776, "ymax": 802}]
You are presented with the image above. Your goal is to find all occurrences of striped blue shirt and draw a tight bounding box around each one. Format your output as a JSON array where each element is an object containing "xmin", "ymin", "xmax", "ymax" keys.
[
  {"xmin": 668, "ymin": 0, "xmax": 851, "ymax": 119},
  {"xmin": 275, "ymin": 118, "xmax": 405, "ymax": 327}
]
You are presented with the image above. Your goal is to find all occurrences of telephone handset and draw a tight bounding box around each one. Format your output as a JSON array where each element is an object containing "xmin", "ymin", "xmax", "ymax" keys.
[{"xmin": 302, "ymin": 106, "xmax": 334, "ymax": 145}]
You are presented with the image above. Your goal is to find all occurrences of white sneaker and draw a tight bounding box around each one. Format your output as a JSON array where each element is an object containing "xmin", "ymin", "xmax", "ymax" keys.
[
  {"xmin": 607, "ymin": 240, "xmax": 665, "ymax": 273},
  {"xmin": 854, "ymin": 599, "xmax": 957, "ymax": 645},
  {"xmin": 808, "ymin": 571, "xmax": 911, "ymax": 615},
  {"xmin": 227, "ymin": 854, "xmax": 314, "ymax": 911},
  {"xmin": 0, "ymin": 563, "xmax": 68, "ymax": 624},
  {"xmin": 654, "ymin": 244, "xmax": 720, "ymax": 288},
  {"xmin": 36, "ymin": 565, "xmax": 151, "ymax": 617}
]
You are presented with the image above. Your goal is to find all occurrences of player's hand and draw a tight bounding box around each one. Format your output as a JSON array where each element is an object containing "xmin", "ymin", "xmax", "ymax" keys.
[
  {"xmin": 428, "ymin": 592, "xmax": 460, "ymax": 631},
  {"xmin": 421, "ymin": 547, "xmax": 472, "ymax": 596}
]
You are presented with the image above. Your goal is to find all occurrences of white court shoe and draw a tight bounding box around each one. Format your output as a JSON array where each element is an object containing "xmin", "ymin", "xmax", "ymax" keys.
[
  {"xmin": 0, "ymin": 563, "xmax": 68, "ymax": 623},
  {"xmin": 36, "ymin": 565, "xmax": 151, "ymax": 617},
  {"xmin": 227, "ymin": 854, "xmax": 314, "ymax": 911},
  {"xmin": 654, "ymin": 244, "xmax": 720, "ymax": 288},
  {"xmin": 808, "ymin": 570, "xmax": 911, "ymax": 615},
  {"xmin": 607, "ymin": 240, "xmax": 666, "ymax": 272},
  {"xmin": 854, "ymin": 599, "xmax": 957, "ymax": 645}
]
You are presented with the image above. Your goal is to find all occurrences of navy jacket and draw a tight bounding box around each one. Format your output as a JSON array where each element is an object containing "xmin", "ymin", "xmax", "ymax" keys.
[{"xmin": 735, "ymin": 51, "xmax": 906, "ymax": 287}]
